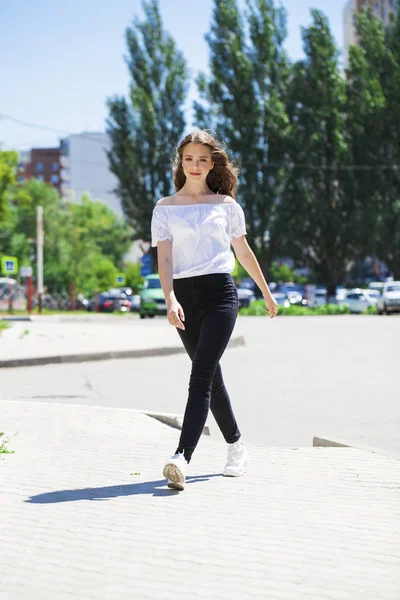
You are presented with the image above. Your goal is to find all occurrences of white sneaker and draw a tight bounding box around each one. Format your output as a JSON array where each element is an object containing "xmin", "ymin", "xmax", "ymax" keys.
[
  {"xmin": 163, "ymin": 452, "xmax": 187, "ymax": 490},
  {"xmin": 223, "ymin": 439, "xmax": 249, "ymax": 477}
]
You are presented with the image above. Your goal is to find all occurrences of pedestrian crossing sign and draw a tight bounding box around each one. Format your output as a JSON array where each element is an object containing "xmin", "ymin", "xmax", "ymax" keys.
[{"xmin": 1, "ymin": 256, "xmax": 18, "ymax": 275}]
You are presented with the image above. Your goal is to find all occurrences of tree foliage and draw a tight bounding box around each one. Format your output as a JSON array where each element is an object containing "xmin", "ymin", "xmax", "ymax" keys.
[
  {"xmin": 0, "ymin": 150, "xmax": 18, "ymax": 227},
  {"xmin": 107, "ymin": 0, "xmax": 188, "ymax": 266},
  {"xmin": 346, "ymin": 6, "xmax": 400, "ymax": 278},
  {"xmin": 278, "ymin": 10, "xmax": 352, "ymax": 298},
  {"xmin": 194, "ymin": 0, "xmax": 290, "ymax": 273},
  {"xmin": 1, "ymin": 177, "xmax": 133, "ymax": 295}
]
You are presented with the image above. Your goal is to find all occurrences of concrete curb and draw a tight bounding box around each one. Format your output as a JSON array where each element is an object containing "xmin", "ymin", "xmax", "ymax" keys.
[
  {"xmin": 0, "ymin": 334, "xmax": 245, "ymax": 369},
  {"xmin": 1, "ymin": 316, "xmax": 32, "ymax": 322},
  {"xmin": 141, "ymin": 410, "xmax": 211, "ymax": 436},
  {"xmin": 313, "ymin": 435, "xmax": 400, "ymax": 462}
]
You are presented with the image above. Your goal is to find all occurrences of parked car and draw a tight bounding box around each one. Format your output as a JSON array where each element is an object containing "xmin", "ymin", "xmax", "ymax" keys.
[
  {"xmin": 108, "ymin": 287, "xmax": 134, "ymax": 300},
  {"xmin": 236, "ymin": 287, "xmax": 255, "ymax": 309},
  {"xmin": 237, "ymin": 278, "xmax": 264, "ymax": 298},
  {"xmin": 87, "ymin": 291, "xmax": 131, "ymax": 313},
  {"xmin": 140, "ymin": 274, "xmax": 167, "ymax": 318},
  {"xmin": 336, "ymin": 286, "xmax": 347, "ymax": 303},
  {"xmin": 285, "ymin": 290, "xmax": 307, "ymax": 306},
  {"xmin": 307, "ymin": 288, "xmax": 327, "ymax": 308},
  {"xmin": 368, "ymin": 281, "xmax": 384, "ymax": 295},
  {"xmin": 0, "ymin": 277, "xmax": 26, "ymax": 310},
  {"xmin": 273, "ymin": 293, "xmax": 291, "ymax": 308},
  {"xmin": 342, "ymin": 288, "xmax": 379, "ymax": 313},
  {"xmin": 377, "ymin": 281, "xmax": 400, "ymax": 315},
  {"xmin": 129, "ymin": 294, "xmax": 141, "ymax": 313}
]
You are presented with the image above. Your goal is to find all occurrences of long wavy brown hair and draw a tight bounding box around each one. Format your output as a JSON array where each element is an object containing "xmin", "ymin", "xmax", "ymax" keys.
[{"xmin": 172, "ymin": 131, "xmax": 239, "ymax": 198}]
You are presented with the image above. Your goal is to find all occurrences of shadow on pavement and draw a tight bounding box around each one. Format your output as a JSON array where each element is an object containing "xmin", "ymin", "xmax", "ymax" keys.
[{"xmin": 25, "ymin": 474, "xmax": 223, "ymax": 503}]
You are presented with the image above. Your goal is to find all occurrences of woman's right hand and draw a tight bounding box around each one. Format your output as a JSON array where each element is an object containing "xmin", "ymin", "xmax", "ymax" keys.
[{"xmin": 167, "ymin": 300, "xmax": 185, "ymax": 330}]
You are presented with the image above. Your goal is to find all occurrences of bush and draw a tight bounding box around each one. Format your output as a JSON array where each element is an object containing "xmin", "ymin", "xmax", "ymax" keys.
[
  {"xmin": 363, "ymin": 305, "xmax": 378, "ymax": 315},
  {"xmin": 239, "ymin": 301, "xmax": 351, "ymax": 316}
]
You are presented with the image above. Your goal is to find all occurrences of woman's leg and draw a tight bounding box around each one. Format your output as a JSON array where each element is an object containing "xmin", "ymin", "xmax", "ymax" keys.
[
  {"xmin": 210, "ymin": 364, "xmax": 241, "ymax": 444},
  {"xmin": 177, "ymin": 327, "xmax": 241, "ymax": 446},
  {"xmin": 176, "ymin": 299, "xmax": 238, "ymax": 463}
]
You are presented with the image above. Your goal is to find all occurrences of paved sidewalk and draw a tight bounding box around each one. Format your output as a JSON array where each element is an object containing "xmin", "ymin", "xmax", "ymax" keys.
[
  {"xmin": 1, "ymin": 399, "xmax": 399, "ymax": 599},
  {"xmin": 0, "ymin": 316, "xmax": 245, "ymax": 367}
]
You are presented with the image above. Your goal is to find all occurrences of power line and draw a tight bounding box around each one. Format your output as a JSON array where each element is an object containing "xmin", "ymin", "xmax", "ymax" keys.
[
  {"xmin": 0, "ymin": 114, "xmax": 111, "ymax": 146},
  {"xmin": 1, "ymin": 112, "xmax": 400, "ymax": 171}
]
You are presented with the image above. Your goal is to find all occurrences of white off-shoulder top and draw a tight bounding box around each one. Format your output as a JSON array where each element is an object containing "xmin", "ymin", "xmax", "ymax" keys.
[{"xmin": 151, "ymin": 202, "xmax": 247, "ymax": 279}]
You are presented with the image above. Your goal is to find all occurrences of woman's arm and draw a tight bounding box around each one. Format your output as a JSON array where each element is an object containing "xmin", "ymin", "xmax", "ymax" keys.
[
  {"xmin": 231, "ymin": 235, "xmax": 278, "ymax": 318},
  {"xmin": 156, "ymin": 239, "xmax": 185, "ymax": 329}
]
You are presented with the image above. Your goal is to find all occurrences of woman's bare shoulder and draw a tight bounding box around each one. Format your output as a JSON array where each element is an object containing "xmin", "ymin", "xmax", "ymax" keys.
[{"xmin": 155, "ymin": 196, "xmax": 175, "ymax": 207}]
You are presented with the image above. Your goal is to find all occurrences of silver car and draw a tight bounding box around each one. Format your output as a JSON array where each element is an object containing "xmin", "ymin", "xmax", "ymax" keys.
[
  {"xmin": 343, "ymin": 289, "xmax": 379, "ymax": 313},
  {"xmin": 377, "ymin": 281, "xmax": 400, "ymax": 314}
]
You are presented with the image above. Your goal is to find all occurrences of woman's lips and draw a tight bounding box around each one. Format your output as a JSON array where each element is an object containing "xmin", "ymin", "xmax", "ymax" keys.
[{"xmin": 190, "ymin": 172, "xmax": 201, "ymax": 176}]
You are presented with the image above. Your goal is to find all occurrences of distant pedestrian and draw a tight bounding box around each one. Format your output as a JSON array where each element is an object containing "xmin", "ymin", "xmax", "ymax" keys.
[{"xmin": 151, "ymin": 130, "xmax": 278, "ymax": 490}]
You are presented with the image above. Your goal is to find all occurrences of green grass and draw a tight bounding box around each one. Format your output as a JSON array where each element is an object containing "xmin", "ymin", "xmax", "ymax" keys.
[
  {"xmin": 0, "ymin": 432, "xmax": 14, "ymax": 455},
  {"xmin": 239, "ymin": 301, "xmax": 352, "ymax": 316},
  {"xmin": 0, "ymin": 321, "xmax": 10, "ymax": 335}
]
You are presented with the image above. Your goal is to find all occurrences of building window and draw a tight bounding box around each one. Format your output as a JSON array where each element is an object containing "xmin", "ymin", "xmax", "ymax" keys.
[
  {"xmin": 50, "ymin": 174, "xmax": 60, "ymax": 184},
  {"xmin": 17, "ymin": 175, "xmax": 25, "ymax": 183},
  {"xmin": 51, "ymin": 162, "xmax": 59, "ymax": 172},
  {"xmin": 375, "ymin": 1, "xmax": 380, "ymax": 12},
  {"xmin": 35, "ymin": 162, "xmax": 44, "ymax": 172},
  {"xmin": 36, "ymin": 175, "xmax": 44, "ymax": 182}
]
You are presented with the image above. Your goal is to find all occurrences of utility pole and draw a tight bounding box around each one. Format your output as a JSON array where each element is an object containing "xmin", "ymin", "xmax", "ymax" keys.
[{"xmin": 36, "ymin": 206, "xmax": 44, "ymax": 314}]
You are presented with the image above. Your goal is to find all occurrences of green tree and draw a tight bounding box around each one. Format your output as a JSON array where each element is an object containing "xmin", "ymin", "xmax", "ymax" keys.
[
  {"xmin": 0, "ymin": 150, "xmax": 18, "ymax": 230},
  {"xmin": 107, "ymin": 0, "xmax": 188, "ymax": 267},
  {"xmin": 278, "ymin": 10, "xmax": 352, "ymax": 299},
  {"xmin": 2, "ymin": 178, "xmax": 131, "ymax": 293},
  {"xmin": 75, "ymin": 254, "xmax": 119, "ymax": 297},
  {"xmin": 68, "ymin": 195, "xmax": 132, "ymax": 267},
  {"xmin": 346, "ymin": 6, "xmax": 400, "ymax": 278},
  {"xmin": 125, "ymin": 261, "xmax": 144, "ymax": 291},
  {"xmin": 194, "ymin": 0, "xmax": 290, "ymax": 274}
]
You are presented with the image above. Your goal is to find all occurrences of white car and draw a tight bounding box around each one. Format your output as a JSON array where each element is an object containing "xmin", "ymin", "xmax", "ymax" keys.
[
  {"xmin": 307, "ymin": 288, "xmax": 327, "ymax": 308},
  {"xmin": 343, "ymin": 288, "xmax": 379, "ymax": 313},
  {"xmin": 377, "ymin": 281, "xmax": 400, "ymax": 315},
  {"xmin": 237, "ymin": 287, "xmax": 256, "ymax": 309},
  {"xmin": 368, "ymin": 281, "xmax": 384, "ymax": 294}
]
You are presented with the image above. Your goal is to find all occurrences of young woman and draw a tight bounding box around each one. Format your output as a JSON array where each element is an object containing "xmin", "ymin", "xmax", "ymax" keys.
[{"xmin": 151, "ymin": 130, "xmax": 278, "ymax": 490}]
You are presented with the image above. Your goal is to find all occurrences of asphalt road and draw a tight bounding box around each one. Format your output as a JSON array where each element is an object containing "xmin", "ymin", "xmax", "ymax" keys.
[{"xmin": 1, "ymin": 315, "xmax": 398, "ymax": 455}]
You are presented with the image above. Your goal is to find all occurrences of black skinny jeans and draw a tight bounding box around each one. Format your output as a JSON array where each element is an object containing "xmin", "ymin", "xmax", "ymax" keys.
[{"xmin": 173, "ymin": 273, "xmax": 241, "ymax": 463}]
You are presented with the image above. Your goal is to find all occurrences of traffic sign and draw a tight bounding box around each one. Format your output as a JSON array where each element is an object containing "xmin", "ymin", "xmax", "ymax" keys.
[
  {"xmin": 20, "ymin": 266, "xmax": 33, "ymax": 277},
  {"xmin": 141, "ymin": 253, "xmax": 152, "ymax": 266},
  {"xmin": 1, "ymin": 256, "xmax": 18, "ymax": 275},
  {"xmin": 140, "ymin": 265, "xmax": 152, "ymax": 277},
  {"xmin": 116, "ymin": 274, "xmax": 126, "ymax": 286}
]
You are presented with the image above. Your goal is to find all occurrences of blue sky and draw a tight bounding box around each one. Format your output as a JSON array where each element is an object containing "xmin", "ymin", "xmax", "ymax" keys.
[{"xmin": 1, "ymin": 0, "xmax": 346, "ymax": 151}]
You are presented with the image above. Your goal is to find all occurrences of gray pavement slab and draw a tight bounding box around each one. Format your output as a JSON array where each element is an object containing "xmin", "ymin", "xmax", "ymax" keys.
[
  {"xmin": 1, "ymin": 400, "xmax": 399, "ymax": 600},
  {"xmin": 2, "ymin": 315, "xmax": 398, "ymax": 455},
  {"xmin": 0, "ymin": 316, "xmax": 245, "ymax": 367}
]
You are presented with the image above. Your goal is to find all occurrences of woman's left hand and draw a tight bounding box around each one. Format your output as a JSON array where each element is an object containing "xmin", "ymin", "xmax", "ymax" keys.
[{"xmin": 264, "ymin": 294, "xmax": 278, "ymax": 319}]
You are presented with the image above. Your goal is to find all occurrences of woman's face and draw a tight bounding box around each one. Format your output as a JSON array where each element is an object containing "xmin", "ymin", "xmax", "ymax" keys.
[{"xmin": 181, "ymin": 142, "xmax": 214, "ymax": 183}]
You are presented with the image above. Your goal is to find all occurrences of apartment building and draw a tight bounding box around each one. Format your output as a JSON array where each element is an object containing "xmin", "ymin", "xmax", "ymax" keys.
[
  {"xmin": 18, "ymin": 147, "xmax": 62, "ymax": 193},
  {"xmin": 60, "ymin": 132, "xmax": 122, "ymax": 215},
  {"xmin": 344, "ymin": 0, "xmax": 398, "ymax": 67}
]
